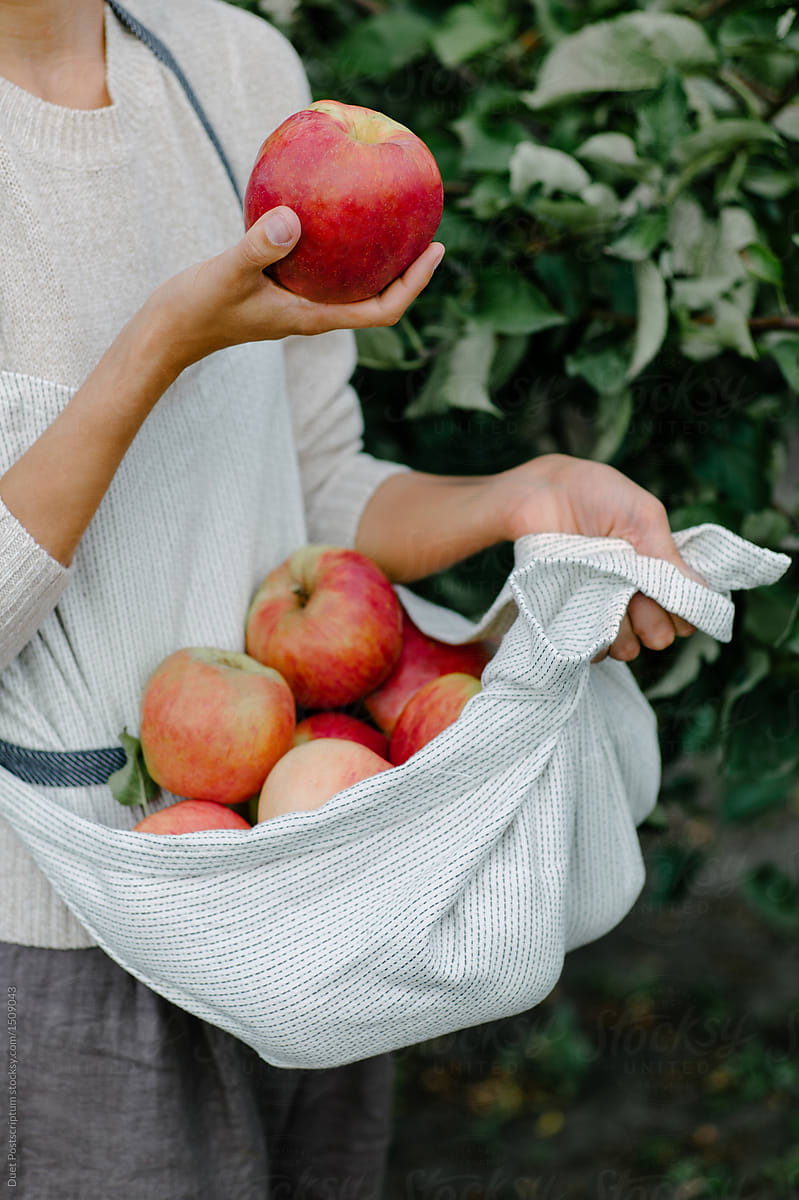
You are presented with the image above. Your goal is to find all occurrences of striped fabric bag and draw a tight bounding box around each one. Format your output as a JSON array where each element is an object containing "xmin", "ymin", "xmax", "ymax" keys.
[{"xmin": 0, "ymin": 525, "xmax": 788, "ymax": 1068}]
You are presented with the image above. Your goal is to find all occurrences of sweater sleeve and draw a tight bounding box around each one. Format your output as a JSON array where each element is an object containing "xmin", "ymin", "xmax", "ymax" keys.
[
  {"xmin": 283, "ymin": 327, "xmax": 412, "ymax": 550},
  {"xmin": 0, "ymin": 494, "xmax": 73, "ymax": 672}
]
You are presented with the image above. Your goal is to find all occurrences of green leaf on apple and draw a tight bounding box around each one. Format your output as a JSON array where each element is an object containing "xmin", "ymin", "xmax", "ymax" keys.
[{"xmin": 108, "ymin": 727, "xmax": 159, "ymax": 815}]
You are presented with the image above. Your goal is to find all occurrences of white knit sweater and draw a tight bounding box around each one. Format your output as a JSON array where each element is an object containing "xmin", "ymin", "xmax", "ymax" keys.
[{"xmin": 0, "ymin": 0, "xmax": 409, "ymax": 948}]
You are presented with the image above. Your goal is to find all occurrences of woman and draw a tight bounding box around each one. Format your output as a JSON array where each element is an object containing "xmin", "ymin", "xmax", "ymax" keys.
[{"xmin": 0, "ymin": 0, "xmax": 699, "ymax": 1195}]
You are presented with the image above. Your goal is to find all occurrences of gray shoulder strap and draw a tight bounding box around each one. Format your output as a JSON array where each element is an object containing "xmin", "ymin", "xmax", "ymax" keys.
[{"xmin": 105, "ymin": 0, "xmax": 243, "ymax": 209}]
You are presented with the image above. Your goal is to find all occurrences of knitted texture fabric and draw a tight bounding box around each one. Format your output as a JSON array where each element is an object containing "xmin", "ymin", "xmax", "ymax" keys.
[
  {"xmin": 0, "ymin": 526, "xmax": 789, "ymax": 1067},
  {"xmin": 0, "ymin": 0, "xmax": 409, "ymax": 947}
]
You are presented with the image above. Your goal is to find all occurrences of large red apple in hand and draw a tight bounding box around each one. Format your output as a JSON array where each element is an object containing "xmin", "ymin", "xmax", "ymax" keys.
[
  {"xmin": 364, "ymin": 609, "xmax": 494, "ymax": 735},
  {"xmin": 134, "ymin": 799, "xmax": 251, "ymax": 835},
  {"xmin": 139, "ymin": 647, "xmax": 295, "ymax": 805},
  {"xmin": 245, "ymin": 545, "xmax": 403, "ymax": 709},
  {"xmin": 390, "ymin": 672, "xmax": 482, "ymax": 765},
  {"xmin": 244, "ymin": 99, "xmax": 443, "ymax": 303},
  {"xmin": 258, "ymin": 738, "xmax": 393, "ymax": 821}
]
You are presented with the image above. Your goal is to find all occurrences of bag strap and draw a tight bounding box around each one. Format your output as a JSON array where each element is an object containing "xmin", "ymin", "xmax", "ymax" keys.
[
  {"xmin": 106, "ymin": 0, "xmax": 243, "ymax": 210},
  {"xmin": 0, "ymin": 2, "xmax": 246, "ymax": 787}
]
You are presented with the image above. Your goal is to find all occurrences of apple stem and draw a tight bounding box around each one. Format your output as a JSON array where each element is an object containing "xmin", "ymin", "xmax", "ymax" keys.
[{"xmin": 291, "ymin": 585, "xmax": 309, "ymax": 606}]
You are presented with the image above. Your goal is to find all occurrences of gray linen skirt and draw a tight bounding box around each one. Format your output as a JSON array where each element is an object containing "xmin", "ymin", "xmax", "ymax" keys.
[{"xmin": 0, "ymin": 940, "xmax": 393, "ymax": 1200}]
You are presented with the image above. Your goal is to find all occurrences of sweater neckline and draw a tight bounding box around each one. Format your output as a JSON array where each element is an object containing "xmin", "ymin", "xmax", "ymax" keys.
[{"xmin": 0, "ymin": 4, "xmax": 159, "ymax": 165}]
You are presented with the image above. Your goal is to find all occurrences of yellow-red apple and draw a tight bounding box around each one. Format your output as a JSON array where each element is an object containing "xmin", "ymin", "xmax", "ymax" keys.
[
  {"xmin": 390, "ymin": 672, "xmax": 482, "ymax": 765},
  {"xmin": 244, "ymin": 99, "xmax": 443, "ymax": 303},
  {"xmin": 245, "ymin": 545, "xmax": 403, "ymax": 709},
  {"xmin": 293, "ymin": 712, "xmax": 389, "ymax": 759},
  {"xmin": 133, "ymin": 798, "xmax": 251, "ymax": 834},
  {"xmin": 364, "ymin": 609, "xmax": 494, "ymax": 735},
  {"xmin": 139, "ymin": 647, "xmax": 295, "ymax": 805},
  {"xmin": 257, "ymin": 737, "xmax": 392, "ymax": 821}
]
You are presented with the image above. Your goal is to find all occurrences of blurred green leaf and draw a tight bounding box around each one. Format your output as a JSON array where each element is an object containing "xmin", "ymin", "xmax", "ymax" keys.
[
  {"xmin": 355, "ymin": 327, "xmax": 407, "ymax": 370},
  {"xmin": 406, "ymin": 327, "xmax": 500, "ymax": 418},
  {"xmin": 331, "ymin": 9, "xmax": 431, "ymax": 79},
  {"xmin": 576, "ymin": 133, "xmax": 657, "ymax": 181},
  {"xmin": 509, "ymin": 142, "xmax": 592, "ymax": 196},
  {"xmin": 740, "ymin": 863, "xmax": 799, "ymax": 934},
  {"xmin": 473, "ymin": 269, "xmax": 566, "ymax": 335},
  {"xmin": 768, "ymin": 336, "xmax": 799, "ymax": 393},
  {"xmin": 626, "ymin": 258, "xmax": 668, "ymax": 380},
  {"xmin": 431, "ymin": 5, "xmax": 512, "ymax": 67},
  {"xmin": 636, "ymin": 71, "xmax": 692, "ymax": 166},
  {"xmin": 671, "ymin": 120, "xmax": 782, "ymax": 168},
  {"xmin": 524, "ymin": 13, "xmax": 715, "ymax": 109},
  {"xmin": 645, "ymin": 632, "xmax": 721, "ymax": 701},
  {"xmin": 607, "ymin": 209, "xmax": 668, "ymax": 262},
  {"xmin": 740, "ymin": 243, "xmax": 784, "ymax": 287}
]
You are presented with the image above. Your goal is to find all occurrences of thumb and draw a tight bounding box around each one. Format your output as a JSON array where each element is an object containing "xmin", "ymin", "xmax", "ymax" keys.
[{"xmin": 238, "ymin": 206, "xmax": 301, "ymax": 272}]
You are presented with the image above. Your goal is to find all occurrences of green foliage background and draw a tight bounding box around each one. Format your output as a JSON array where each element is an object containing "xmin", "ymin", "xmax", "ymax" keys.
[{"xmin": 227, "ymin": 0, "xmax": 799, "ymax": 1190}]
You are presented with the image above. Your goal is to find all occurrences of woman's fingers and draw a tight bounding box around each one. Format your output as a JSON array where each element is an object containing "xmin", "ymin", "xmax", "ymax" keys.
[
  {"xmin": 310, "ymin": 243, "xmax": 445, "ymax": 332},
  {"xmin": 234, "ymin": 207, "xmax": 302, "ymax": 274}
]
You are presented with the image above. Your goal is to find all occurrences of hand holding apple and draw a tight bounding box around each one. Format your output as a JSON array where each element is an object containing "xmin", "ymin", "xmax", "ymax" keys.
[
  {"xmin": 257, "ymin": 738, "xmax": 393, "ymax": 821},
  {"xmin": 245, "ymin": 99, "xmax": 444, "ymax": 304}
]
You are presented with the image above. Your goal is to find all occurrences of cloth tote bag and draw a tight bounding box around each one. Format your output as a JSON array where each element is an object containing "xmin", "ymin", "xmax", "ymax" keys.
[{"xmin": 0, "ymin": 524, "xmax": 789, "ymax": 1068}]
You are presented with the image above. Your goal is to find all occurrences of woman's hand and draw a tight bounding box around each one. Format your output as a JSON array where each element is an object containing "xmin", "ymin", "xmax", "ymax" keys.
[
  {"xmin": 150, "ymin": 205, "xmax": 444, "ymax": 373},
  {"xmin": 495, "ymin": 454, "xmax": 707, "ymax": 663}
]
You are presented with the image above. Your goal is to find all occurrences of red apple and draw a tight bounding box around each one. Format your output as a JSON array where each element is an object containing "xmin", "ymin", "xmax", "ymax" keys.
[
  {"xmin": 390, "ymin": 672, "xmax": 482, "ymax": 766},
  {"xmin": 364, "ymin": 609, "xmax": 494, "ymax": 735},
  {"xmin": 257, "ymin": 738, "xmax": 392, "ymax": 821},
  {"xmin": 245, "ymin": 544, "xmax": 403, "ymax": 709},
  {"xmin": 139, "ymin": 647, "xmax": 296, "ymax": 805},
  {"xmin": 244, "ymin": 99, "xmax": 443, "ymax": 303},
  {"xmin": 294, "ymin": 712, "xmax": 389, "ymax": 759},
  {"xmin": 133, "ymin": 798, "xmax": 251, "ymax": 835}
]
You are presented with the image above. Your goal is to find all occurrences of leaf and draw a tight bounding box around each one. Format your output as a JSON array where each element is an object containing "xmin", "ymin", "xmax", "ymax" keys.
[
  {"xmin": 607, "ymin": 209, "xmax": 668, "ymax": 262},
  {"xmin": 355, "ymin": 327, "xmax": 406, "ymax": 370},
  {"xmin": 739, "ymin": 243, "xmax": 784, "ymax": 287},
  {"xmin": 472, "ymin": 269, "xmax": 566, "ymax": 335},
  {"xmin": 740, "ymin": 864, "xmax": 799, "ymax": 935},
  {"xmin": 722, "ymin": 774, "xmax": 795, "ymax": 823},
  {"xmin": 743, "ymin": 580, "xmax": 799, "ymax": 647},
  {"xmin": 565, "ymin": 343, "xmax": 628, "ymax": 394},
  {"xmin": 523, "ymin": 13, "xmax": 715, "ymax": 109},
  {"xmin": 589, "ymin": 387, "xmax": 633, "ymax": 463},
  {"xmin": 526, "ymin": 196, "xmax": 618, "ymax": 234},
  {"xmin": 459, "ymin": 176, "xmax": 512, "ymax": 220},
  {"xmin": 575, "ymin": 133, "xmax": 656, "ymax": 180},
  {"xmin": 671, "ymin": 120, "xmax": 782, "ymax": 168},
  {"xmin": 740, "ymin": 509, "xmax": 792, "ymax": 549},
  {"xmin": 635, "ymin": 71, "xmax": 692, "ymax": 165},
  {"xmin": 773, "ymin": 102, "xmax": 799, "ymax": 141},
  {"xmin": 767, "ymin": 335, "xmax": 799, "ymax": 393},
  {"xmin": 645, "ymin": 631, "xmax": 721, "ymax": 701},
  {"xmin": 452, "ymin": 114, "xmax": 527, "ymax": 173},
  {"xmin": 431, "ymin": 5, "xmax": 512, "ymax": 68},
  {"xmin": 626, "ymin": 258, "xmax": 668, "ymax": 380},
  {"xmin": 107, "ymin": 728, "xmax": 159, "ymax": 812},
  {"xmin": 332, "ymin": 10, "xmax": 431, "ymax": 79},
  {"xmin": 406, "ymin": 328, "xmax": 500, "ymax": 419},
  {"xmin": 509, "ymin": 142, "xmax": 592, "ymax": 196},
  {"xmin": 678, "ymin": 298, "xmax": 757, "ymax": 361},
  {"xmin": 693, "ymin": 418, "xmax": 771, "ymax": 510}
]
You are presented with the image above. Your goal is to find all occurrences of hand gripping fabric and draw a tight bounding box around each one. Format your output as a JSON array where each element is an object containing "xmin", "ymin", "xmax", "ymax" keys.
[{"xmin": 0, "ymin": 525, "xmax": 789, "ymax": 1068}]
